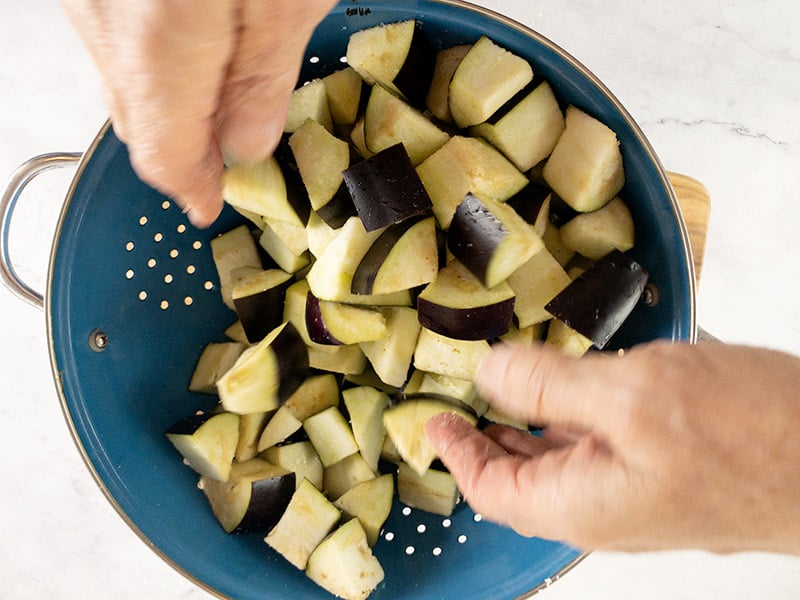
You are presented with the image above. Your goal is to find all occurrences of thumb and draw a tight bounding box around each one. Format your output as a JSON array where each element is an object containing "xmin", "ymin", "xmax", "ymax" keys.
[
  {"xmin": 474, "ymin": 342, "xmax": 631, "ymax": 436},
  {"xmin": 215, "ymin": 0, "xmax": 338, "ymax": 163}
]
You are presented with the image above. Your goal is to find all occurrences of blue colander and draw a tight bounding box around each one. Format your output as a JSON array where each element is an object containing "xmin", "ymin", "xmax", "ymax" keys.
[{"xmin": 1, "ymin": 1, "xmax": 695, "ymax": 598}]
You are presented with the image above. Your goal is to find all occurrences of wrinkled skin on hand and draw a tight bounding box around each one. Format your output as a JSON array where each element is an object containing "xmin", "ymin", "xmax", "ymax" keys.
[
  {"xmin": 426, "ymin": 341, "xmax": 800, "ymax": 554},
  {"xmin": 62, "ymin": 0, "xmax": 338, "ymax": 227}
]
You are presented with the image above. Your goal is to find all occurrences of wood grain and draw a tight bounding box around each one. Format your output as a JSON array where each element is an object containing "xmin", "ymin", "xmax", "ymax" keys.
[{"xmin": 667, "ymin": 172, "xmax": 711, "ymax": 285}]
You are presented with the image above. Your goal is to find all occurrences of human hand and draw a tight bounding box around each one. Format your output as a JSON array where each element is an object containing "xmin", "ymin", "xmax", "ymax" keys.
[
  {"xmin": 62, "ymin": 0, "xmax": 337, "ymax": 227},
  {"xmin": 425, "ymin": 340, "xmax": 800, "ymax": 554}
]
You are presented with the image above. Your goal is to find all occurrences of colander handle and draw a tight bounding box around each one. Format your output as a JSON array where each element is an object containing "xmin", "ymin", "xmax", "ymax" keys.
[{"xmin": 1, "ymin": 152, "xmax": 82, "ymax": 309}]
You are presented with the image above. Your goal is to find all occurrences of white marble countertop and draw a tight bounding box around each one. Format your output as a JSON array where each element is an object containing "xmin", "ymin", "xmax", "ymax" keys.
[{"xmin": 1, "ymin": 1, "xmax": 798, "ymax": 598}]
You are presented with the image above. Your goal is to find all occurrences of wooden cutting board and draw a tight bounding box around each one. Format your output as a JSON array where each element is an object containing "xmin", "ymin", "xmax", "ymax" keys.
[{"xmin": 667, "ymin": 172, "xmax": 711, "ymax": 285}]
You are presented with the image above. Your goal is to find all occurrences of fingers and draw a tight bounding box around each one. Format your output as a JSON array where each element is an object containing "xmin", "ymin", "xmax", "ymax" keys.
[
  {"xmin": 216, "ymin": 0, "xmax": 338, "ymax": 162},
  {"xmin": 474, "ymin": 342, "xmax": 634, "ymax": 436},
  {"xmin": 426, "ymin": 413, "xmax": 623, "ymax": 543}
]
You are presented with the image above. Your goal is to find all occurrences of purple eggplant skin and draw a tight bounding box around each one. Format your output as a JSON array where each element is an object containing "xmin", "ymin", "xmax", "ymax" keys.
[
  {"xmin": 233, "ymin": 280, "xmax": 291, "ymax": 344},
  {"xmin": 545, "ymin": 249, "xmax": 649, "ymax": 349},
  {"xmin": 417, "ymin": 296, "xmax": 515, "ymax": 341},
  {"xmin": 305, "ymin": 291, "xmax": 343, "ymax": 345},
  {"xmin": 350, "ymin": 216, "xmax": 424, "ymax": 295},
  {"xmin": 506, "ymin": 181, "xmax": 552, "ymax": 225},
  {"xmin": 235, "ymin": 471, "xmax": 297, "ymax": 533},
  {"xmin": 273, "ymin": 136, "xmax": 311, "ymax": 227},
  {"xmin": 342, "ymin": 143, "xmax": 433, "ymax": 232},
  {"xmin": 315, "ymin": 182, "xmax": 358, "ymax": 229},
  {"xmin": 446, "ymin": 193, "xmax": 505, "ymax": 284},
  {"xmin": 392, "ymin": 22, "xmax": 437, "ymax": 109},
  {"xmin": 273, "ymin": 322, "xmax": 312, "ymax": 402}
]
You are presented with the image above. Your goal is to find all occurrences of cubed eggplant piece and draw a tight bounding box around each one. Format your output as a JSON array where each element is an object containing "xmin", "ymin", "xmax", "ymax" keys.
[
  {"xmin": 413, "ymin": 327, "xmax": 491, "ymax": 381},
  {"xmin": 303, "ymin": 406, "xmax": 360, "ymax": 467},
  {"xmin": 448, "ymin": 35, "xmax": 533, "ymax": 128},
  {"xmin": 506, "ymin": 248, "xmax": 572, "ymax": 329},
  {"xmin": 470, "ymin": 80, "xmax": 565, "ymax": 172},
  {"xmin": 359, "ymin": 306, "xmax": 421, "ymax": 389},
  {"xmin": 416, "ymin": 135, "xmax": 528, "ymax": 229},
  {"xmin": 210, "ymin": 224, "xmax": 263, "ymax": 310},
  {"xmin": 289, "ymin": 118, "xmax": 357, "ymax": 228},
  {"xmin": 351, "ymin": 216, "xmax": 438, "ymax": 295},
  {"xmin": 544, "ymin": 249, "xmax": 648, "ymax": 349},
  {"xmin": 258, "ymin": 217, "xmax": 311, "ymax": 274},
  {"xmin": 426, "ymin": 44, "xmax": 472, "ymax": 123},
  {"xmin": 342, "ymin": 386, "xmax": 390, "ymax": 473},
  {"xmin": 342, "ymin": 143, "xmax": 433, "ymax": 232},
  {"xmin": 382, "ymin": 396, "xmax": 477, "ymax": 476},
  {"xmin": 284, "ymin": 78, "xmax": 333, "ymax": 134},
  {"xmin": 262, "ymin": 441, "xmax": 324, "ymax": 491},
  {"xmin": 417, "ymin": 259, "xmax": 515, "ymax": 340},
  {"xmin": 265, "ymin": 478, "xmax": 341, "ymax": 570},
  {"xmin": 236, "ymin": 411, "xmax": 271, "ymax": 462},
  {"xmin": 283, "ymin": 373, "xmax": 341, "ymax": 421},
  {"xmin": 222, "ymin": 156, "xmax": 307, "ymax": 228},
  {"xmin": 558, "ymin": 196, "xmax": 635, "ymax": 260},
  {"xmin": 200, "ymin": 458, "xmax": 296, "ymax": 533},
  {"xmin": 257, "ymin": 405, "xmax": 303, "ymax": 452},
  {"xmin": 188, "ymin": 342, "xmax": 247, "ymax": 394},
  {"xmin": 323, "ymin": 453, "xmax": 376, "ymax": 501},
  {"xmin": 346, "ymin": 19, "xmax": 436, "ymax": 109},
  {"xmin": 166, "ymin": 411, "xmax": 240, "ymax": 482},
  {"xmin": 333, "ymin": 474, "xmax": 394, "ymax": 547},
  {"xmin": 397, "ymin": 462, "xmax": 460, "ymax": 517},
  {"xmin": 323, "ymin": 66, "xmax": 365, "ymax": 128},
  {"xmin": 231, "ymin": 268, "xmax": 293, "ymax": 343},
  {"xmin": 305, "ymin": 518, "xmax": 385, "ymax": 600},
  {"xmin": 447, "ymin": 193, "xmax": 543, "ymax": 289},
  {"xmin": 305, "ymin": 291, "xmax": 388, "ymax": 346},
  {"xmin": 362, "ymin": 85, "xmax": 449, "ymax": 166},
  {"xmin": 217, "ymin": 322, "xmax": 309, "ymax": 414},
  {"xmin": 542, "ymin": 105, "xmax": 625, "ymax": 213}
]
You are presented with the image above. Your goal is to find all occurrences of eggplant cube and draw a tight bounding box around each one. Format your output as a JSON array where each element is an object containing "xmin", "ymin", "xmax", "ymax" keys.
[
  {"xmin": 305, "ymin": 291, "xmax": 388, "ymax": 346},
  {"xmin": 397, "ymin": 462, "xmax": 460, "ymax": 517},
  {"xmin": 323, "ymin": 453, "xmax": 376, "ymax": 501},
  {"xmin": 262, "ymin": 441, "xmax": 324, "ymax": 491},
  {"xmin": 448, "ymin": 35, "xmax": 534, "ymax": 128},
  {"xmin": 351, "ymin": 216, "xmax": 438, "ymax": 295},
  {"xmin": 284, "ymin": 78, "xmax": 333, "ymax": 134},
  {"xmin": 448, "ymin": 193, "xmax": 543, "ymax": 289},
  {"xmin": 333, "ymin": 473, "xmax": 394, "ymax": 547},
  {"xmin": 542, "ymin": 105, "xmax": 625, "ymax": 213},
  {"xmin": 558, "ymin": 196, "xmax": 635, "ymax": 260},
  {"xmin": 305, "ymin": 518, "xmax": 385, "ymax": 600},
  {"xmin": 544, "ymin": 249, "xmax": 648, "ymax": 349},
  {"xmin": 200, "ymin": 458, "xmax": 295, "ymax": 533},
  {"xmin": 416, "ymin": 135, "xmax": 528, "ymax": 229},
  {"xmin": 231, "ymin": 268, "xmax": 293, "ymax": 343},
  {"xmin": 342, "ymin": 142, "xmax": 433, "ymax": 232},
  {"xmin": 342, "ymin": 386, "xmax": 390, "ymax": 473},
  {"xmin": 188, "ymin": 342, "xmax": 247, "ymax": 394},
  {"xmin": 417, "ymin": 258, "xmax": 515, "ymax": 340},
  {"xmin": 303, "ymin": 406, "xmax": 360, "ymax": 467},
  {"xmin": 345, "ymin": 19, "xmax": 435, "ymax": 109},
  {"xmin": 265, "ymin": 478, "xmax": 341, "ymax": 570},
  {"xmin": 383, "ymin": 397, "xmax": 477, "ymax": 476},
  {"xmin": 222, "ymin": 157, "xmax": 306, "ymax": 228},
  {"xmin": 359, "ymin": 306, "xmax": 421, "ymax": 389},
  {"xmin": 470, "ymin": 80, "xmax": 565, "ymax": 172},
  {"xmin": 362, "ymin": 85, "xmax": 450, "ymax": 166},
  {"xmin": 506, "ymin": 248, "xmax": 573, "ymax": 329},
  {"xmin": 166, "ymin": 411, "xmax": 240, "ymax": 482},
  {"xmin": 217, "ymin": 322, "xmax": 309, "ymax": 414},
  {"xmin": 210, "ymin": 224, "xmax": 263, "ymax": 310},
  {"xmin": 413, "ymin": 327, "xmax": 491, "ymax": 381}
]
